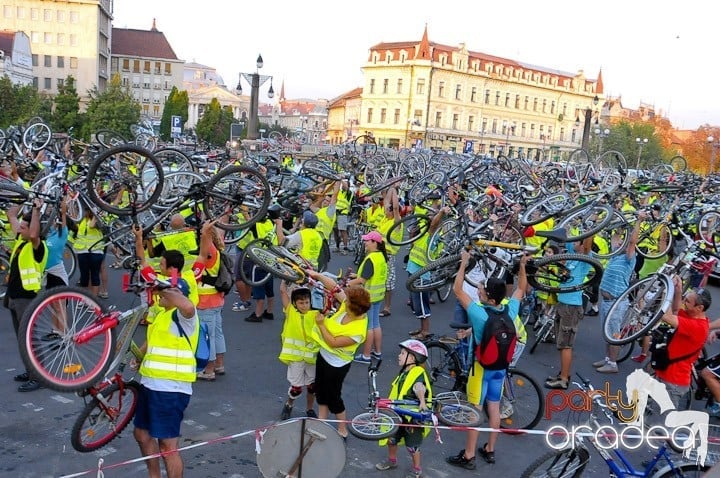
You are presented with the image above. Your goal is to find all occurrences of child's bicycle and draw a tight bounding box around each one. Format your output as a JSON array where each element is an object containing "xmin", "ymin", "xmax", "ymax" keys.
[
  {"xmin": 17, "ymin": 259, "xmax": 182, "ymax": 452},
  {"xmin": 348, "ymin": 357, "xmax": 483, "ymax": 440}
]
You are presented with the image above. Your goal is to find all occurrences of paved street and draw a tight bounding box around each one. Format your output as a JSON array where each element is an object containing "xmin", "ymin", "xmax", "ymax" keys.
[{"xmin": 1, "ymin": 248, "xmax": 720, "ymax": 478}]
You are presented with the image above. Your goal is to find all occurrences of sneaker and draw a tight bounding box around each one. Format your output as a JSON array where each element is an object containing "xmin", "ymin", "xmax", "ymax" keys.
[
  {"xmin": 375, "ymin": 460, "xmax": 398, "ymax": 471},
  {"xmin": 479, "ymin": 443, "xmax": 496, "ymax": 464},
  {"xmin": 592, "ymin": 357, "xmax": 610, "ymax": 368},
  {"xmin": 544, "ymin": 377, "xmax": 569, "ymax": 390},
  {"xmin": 262, "ymin": 311, "xmax": 274, "ymax": 320},
  {"xmin": 546, "ymin": 374, "xmax": 562, "ymax": 382},
  {"xmin": 196, "ymin": 371, "xmax": 216, "ymax": 381},
  {"xmin": 353, "ymin": 354, "xmax": 371, "ymax": 364},
  {"xmin": 14, "ymin": 372, "xmax": 29, "ymax": 382},
  {"xmin": 631, "ymin": 353, "xmax": 648, "ymax": 363},
  {"xmin": 244, "ymin": 312, "xmax": 262, "ymax": 323},
  {"xmin": 405, "ymin": 471, "xmax": 422, "ymax": 478},
  {"xmin": 306, "ymin": 409, "xmax": 317, "ymax": 418},
  {"xmin": 446, "ymin": 450, "xmax": 476, "ymax": 470},
  {"xmin": 18, "ymin": 379, "xmax": 42, "ymax": 392},
  {"xmin": 596, "ymin": 362, "xmax": 618, "ymax": 374},
  {"xmin": 500, "ymin": 398, "xmax": 514, "ymax": 419},
  {"xmin": 232, "ymin": 301, "xmax": 251, "ymax": 311},
  {"xmin": 586, "ymin": 306, "xmax": 599, "ymax": 316},
  {"xmin": 706, "ymin": 403, "xmax": 720, "ymax": 418},
  {"xmin": 371, "ymin": 351, "xmax": 382, "ymax": 359},
  {"xmin": 280, "ymin": 403, "xmax": 292, "ymax": 420},
  {"xmin": 98, "ymin": 291, "xmax": 109, "ymax": 299}
]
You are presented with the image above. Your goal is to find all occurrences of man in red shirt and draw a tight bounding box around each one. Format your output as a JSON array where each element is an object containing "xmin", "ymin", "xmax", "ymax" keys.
[{"xmin": 655, "ymin": 275, "xmax": 711, "ymax": 407}]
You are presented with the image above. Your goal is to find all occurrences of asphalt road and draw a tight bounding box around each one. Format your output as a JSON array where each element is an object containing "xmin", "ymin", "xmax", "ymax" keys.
[{"xmin": 2, "ymin": 248, "xmax": 720, "ymax": 478}]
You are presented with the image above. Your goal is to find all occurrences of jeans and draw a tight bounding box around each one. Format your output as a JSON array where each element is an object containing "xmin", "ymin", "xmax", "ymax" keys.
[{"xmin": 198, "ymin": 306, "xmax": 225, "ymax": 361}]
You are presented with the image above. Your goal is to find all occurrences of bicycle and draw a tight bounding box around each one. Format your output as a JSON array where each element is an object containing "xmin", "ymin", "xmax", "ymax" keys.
[
  {"xmin": 520, "ymin": 373, "xmax": 710, "ymax": 477},
  {"xmin": 348, "ymin": 357, "xmax": 483, "ymax": 440},
  {"xmin": 421, "ymin": 322, "xmax": 545, "ymax": 431}
]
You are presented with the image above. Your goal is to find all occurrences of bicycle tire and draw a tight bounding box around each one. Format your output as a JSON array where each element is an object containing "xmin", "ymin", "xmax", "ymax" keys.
[
  {"xmin": 387, "ymin": 213, "xmax": 430, "ymax": 247},
  {"xmin": 669, "ymin": 155, "xmax": 688, "ymax": 173},
  {"xmin": 352, "ymin": 135, "xmax": 378, "ymax": 155},
  {"xmin": 86, "ymin": 144, "xmax": 164, "ymax": 216},
  {"xmin": 498, "ymin": 368, "xmax": 545, "ymax": 431},
  {"xmin": 556, "ymin": 202, "xmax": 614, "ymax": 242},
  {"xmin": 203, "ymin": 165, "xmax": 271, "ymax": 232},
  {"xmin": 239, "ymin": 239, "xmax": 273, "ymax": 286},
  {"xmin": 603, "ymin": 275, "xmax": 672, "ymax": 345},
  {"xmin": 520, "ymin": 193, "xmax": 572, "ymax": 227},
  {"xmin": 436, "ymin": 280, "xmax": 452, "ymax": 303},
  {"xmin": 596, "ymin": 150, "xmax": 628, "ymax": 176},
  {"xmin": 348, "ymin": 409, "xmax": 401, "ymax": 440},
  {"xmin": 0, "ymin": 178, "xmax": 30, "ymax": 202},
  {"xmin": 593, "ymin": 211, "xmax": 632, "ymax": 261},
  {"xmin": 361, "ymin": 176, "xmax": 405, "ymax": 199},
  {"xmin": 300, "ymin": 159, "xmax": 342, "ymax": 181},
  {"xmin": 651, "ymin": 462, "xmax": 710, "ymax": 478},
  {"xmin": 153, "ymin": 147, "xmax": 196, "ymax": 173},
  {"xmin": 245, "ymin": 243, "xmax": 306, "ymax": 283},
  {"xmin": 529, "ymin": 320, "xmax": 553, "ymax": 354},
  {"xmin": 520, "ymin": 447, "xmax": 590, "ymax": 478},
  {"xmin": 70, "ymin": 380, "xmax": 140, "ymax": 452},
  {"xmin": 406, "ymin": 253, "xmax": 460, "ymax": 293},
  {"xmin": 425, "ymin": 340, "xmax": 464, "ymax": 392},
  {"xmin": 19, "ymin": 286, "xmax": 115, "ymax": 392},
  {"xmin": 0, "ymin": 255, "xmax": 10, "ymax": 299},
  {"xmin": 527, "ymin": 253, "xmax": 603, "ymax": 293},
  {"xmin": 427, "ymin": 218, "xmax": 462, "ymax": 262},
  {"xmin": 435, "ymin": 398, "xmax": 482, "ymax": 427},
  {"xmin": 636, "ymin": 222, "xmax": 672, "ymax": 259},
  {"xmin": 94, "ymin": 129, "xmax": 128, "ymax": 149},
  {"xmin": 697, "ymin": 210, "xmax": 720, "ymax": 248},
  {"xmin": 407, "ymin": 171, "xmax": 446, "ymax": 206},
  {"xmin": 22, "ymin": 122, "xmax": 52, "ymax": 151},
  {"xmin": 615, "ymin": 339, "xmax": 635, "ymax": 364},
  {"xmin": 63, "ymin": 243, "xmax": 78, "ymax": 279}
]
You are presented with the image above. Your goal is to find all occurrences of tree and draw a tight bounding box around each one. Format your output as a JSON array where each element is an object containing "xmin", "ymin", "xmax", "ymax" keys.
[
  {"xmin": 51, "ymin": 75, "xmax": 81, "ymax": 134},
  {"xmin": 159, "ymin": 87, "xmax": 189, "ymax": 141},
  {"xmin": 83, "ymin": 73, "xmax": 140, "ymax": 139},
  {"xmin": 195, "ymin": 98, "xmax": 234, "ymax": 146},
  {"xmin": 0, "ymin": 76, "xmax": 45, "ymax": 127}
]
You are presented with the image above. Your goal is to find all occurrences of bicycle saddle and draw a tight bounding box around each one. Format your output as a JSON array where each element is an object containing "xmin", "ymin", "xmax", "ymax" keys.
[{"xmin": 535, "ymin": 228, "xmax": 572, "ymax": 244}]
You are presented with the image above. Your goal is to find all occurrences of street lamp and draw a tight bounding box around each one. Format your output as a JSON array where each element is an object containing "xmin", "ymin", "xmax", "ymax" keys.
[
  {"xmin": 708, "ymin": 136, "xmax": 720, "ymax": 174},
  {"xmin": 635, "ymin": 137, "xmax": 648, "ymax": 170},
  {"xmin": 235, "ymin": 54, "xmax": 274, "ymax": 141},
  {"xmin": 594, "ymin": 127, "xmax": 610, "ymax": 154},
  {"xmin": 574, "ymin": 95, "xmax": 599, "ymax": 151}
]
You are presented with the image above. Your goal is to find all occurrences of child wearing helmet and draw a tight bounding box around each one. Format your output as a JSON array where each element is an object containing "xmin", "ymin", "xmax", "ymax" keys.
[
  {"xmin": 278, "ymin": 281, "xmax": 321, "ymax": 420},
  {"xmin": 375, "ymin": 339, "xmax": 432, "ymax": 478}
]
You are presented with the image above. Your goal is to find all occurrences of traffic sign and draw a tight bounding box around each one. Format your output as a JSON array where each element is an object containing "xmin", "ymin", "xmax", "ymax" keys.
[{"xmin": 171, "ymin": 115, "xmax": 182, "ymax": 138}]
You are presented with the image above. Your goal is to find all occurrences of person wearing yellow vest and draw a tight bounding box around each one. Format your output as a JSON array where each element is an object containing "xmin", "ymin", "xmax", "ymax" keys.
[
  {"xmin": 307, "ymin": 270, "xmax": 371, "ymax": 441},
  {"xmin": 278, "ymin": 283, "xmax": 320, "ymax": 421},
  {"xmin": 350, "ymin": 230, "xmax": 388, "ymax": 363},
  {"xmin": 375, "ymin": 340, "xmax": 432, "ymax": 478},
  {"xmin": 332, "ymin": 180, "xmax": 353, "ymax": 254},
  {"xmin": 377, "ymin": 186, "xmax": 403, "ymax": 317},
  {"xmin": 276, "ymin": 210, "xmax": 324, "ymax": 270},
  {"xmin": 244, "ymin": 215, "xmax": 279, "ymax": 323},
  {"xmin": 133, "ymin": 274, "xmax": 198, "ymax": 478},
  {"xmin": 310, "ymin": 181, "xmax": 340, "ymax": 271},
  {"xmin": 72, "ymin": 209, "xmax": 105, "ymax": 298},
  {"xmin": 148, "ymin": 214, "xmax": 199, "ymax": 273},
  {"xmin": 5, "ymin": 201, "xmax": 48, "ymax": 392}
]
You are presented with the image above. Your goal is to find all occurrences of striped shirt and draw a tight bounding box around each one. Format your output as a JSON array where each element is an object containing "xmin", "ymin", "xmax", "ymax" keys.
[{"xmin": 599, "ymin": 253, "xmax": 636, "ymax": 299}]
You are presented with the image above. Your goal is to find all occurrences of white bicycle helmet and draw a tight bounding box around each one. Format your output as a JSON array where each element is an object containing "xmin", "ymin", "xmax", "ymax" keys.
[{"xmin": 399, "ymin": 339, "xmax": 428, "ymax": 364}]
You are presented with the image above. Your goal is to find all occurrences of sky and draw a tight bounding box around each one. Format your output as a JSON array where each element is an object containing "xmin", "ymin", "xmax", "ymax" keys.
[{"xmin": 112, "ymin": 0, "xmax": 719, "ymax": 130}]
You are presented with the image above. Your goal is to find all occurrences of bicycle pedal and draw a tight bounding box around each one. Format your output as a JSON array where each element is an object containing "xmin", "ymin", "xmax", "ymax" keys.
[{"xmin": 438, "ymin": 336, "xmax": 459, "ymax": 345}]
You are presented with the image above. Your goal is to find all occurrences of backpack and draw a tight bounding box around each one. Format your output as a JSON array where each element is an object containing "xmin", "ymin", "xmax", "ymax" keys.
[
  {"xmin": 201, "ymin": 250, "xmax": 234, "ymax": 295},
  {"xmin": 474, "ymin": 307, "xmax": 517, "ymax": 371},
  {"xmin": 649, "ymin": 324, "xmax": 702, "ymax": 371},
  {"xmin": 172, "ymin": 311, "xmax": 211, "ymax": 372}
]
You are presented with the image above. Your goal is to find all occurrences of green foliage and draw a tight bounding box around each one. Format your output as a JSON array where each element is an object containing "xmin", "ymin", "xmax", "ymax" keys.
[
  {"xmin": 159, "ymin": 87, "xmax": 189, "ymax": 141},
  {"xmin": 82, "ymin": 74, "xmax": 140, "ymax": 139},
  {"xmin": 51, "ymin": 76, "xmax": 82, "ymax": 135},
  {"xmin": 196, "ymin": 99, "xmax": 235, "ymax": 146},
  {"xmin": 0, "ymin": 76, "xmax": 46, "ymax": 128}
]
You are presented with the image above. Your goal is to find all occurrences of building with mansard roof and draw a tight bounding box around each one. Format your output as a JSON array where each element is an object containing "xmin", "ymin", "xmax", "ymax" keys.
[{"xmin": 0, "ymin": 30, "xmax": 32, "ymax": 86}]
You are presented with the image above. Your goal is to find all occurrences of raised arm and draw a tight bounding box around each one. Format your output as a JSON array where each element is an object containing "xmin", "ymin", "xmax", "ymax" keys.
[
  {"xmin": 511, "ymin": 254, "xmax": 529, "ymax": 300},
  {"xmin": 453, "ymin": 249, "xmax": 473, "ymax": 310}
]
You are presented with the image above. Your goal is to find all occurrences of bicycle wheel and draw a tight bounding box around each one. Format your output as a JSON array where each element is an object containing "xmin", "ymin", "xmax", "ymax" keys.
[
  {"xmin": 94, "ymin": 129, "xmax": 128, "ymax": 149},
  {"xmin": 669, "ymin": 155, "xmax": 688, "ymax": 173},
  {"xmin": 407, "ymin": 171, "xmax": 446, "ymax": 206},
  {"xmin": 529, "ymin": 319, "xmax": 553, "ymax": 354},
  {"xmin": 19, "ymin": 286, "xmax": 115, "ymax": 392},
  {"xmin": 527, "ymin": 253, "xmax": 604, "ymax": 293},
  {"xmin": 593, "ymin": 211, "xmax": 631, "ymax": 261},
  {"xmin": 425, "ymin": 340, "xmax": 464, "ymax": 392},
  {"xmin": 436, "ymin": 280, "xmax": 452, "ymax": 303},
  {"xmin": 615, "ymin": 339, "xmax": 635, "ymax": 364},
  {"xmin": 520, "ymin": 193, "xmax": 572, "ymax": 227},
  {"xmin": 0, "ymin": 255, "xmax": 10, "ymax": 299},
  {"xmin": 387, "ymin": 214, "xmax": 430, "ymax": 247},
  {"xmin": 498, "ymin": 368, "xmax": 544, "ymax": 431},
  {"xmin": 520, "ymin": 447, "xmax": 590, "ymax": 478},
  {"xmin": 653, "ymin": 463, "xmax": 710, "ymax": 478},
  {"xmin": 22, "ymin": 122, "xmax": 52, "ymax": 151},
  {"xmin": 697, "ymin": 210, "xmax": 720, "ymax": 248},
  {"xmin": 70, "ymin": 380, "xmax": 140, "ymax": 452},
  {"xmin": 636, "ymin": 222, "xmax": 672, "ymax": 259},
  {"xmin": 239, "ymin": 239, "xmax": 272, "ymax": 286},
  {"xmin": 203, "ymin": 165, "xmax": 271, "ymax": 232},
  {"xmin": 406, "ymin": 253, "xmax": 460, "ymax": 293},
  {"xmin": 603, "ymin": 275, "xmax": 672, "ymax": 345},
  {"xmin": 596, "ymin": 150, "xmax": 627, "ymax": 175},
  {"xmin": 564, "ymin": 149, "xmax": 591, "ymax": 183},
  {"xmin": 63, "ymin": 243, "xmax": 78, "ymax": 279},
  {"xmin": 86, "ymin": 144, "xmax": 164, "ymax": 216},
  {"xmin": 427, "ymin": 219, "xmax": 462, "ymax": 262},
  {"xmin": 300, "ymin": 159, "xmax": 342, "ymax": 181},
  {"xmin": 556, "ymin": 202, "xmax": 614, "ymax": 242},
  {"xmin": 348, "ymin": 409, "xmax": 401, "ymax": 440},
  {"xmin": 353, "ymin": 135, "xmax": 377, "ymax": 155},
  {"xmin": 153, "ymin": 147, "xmax": 196, "ymax": 173},
  {"xmin": 246, "ymin": 244, "xmax": 306, "ymax": 283},
  {"xmin": 435, "ymin": 398, "xmax": 482, "ymax": 427}
]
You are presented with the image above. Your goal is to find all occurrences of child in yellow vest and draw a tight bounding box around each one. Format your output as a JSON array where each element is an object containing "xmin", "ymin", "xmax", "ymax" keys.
[{"xmin": 375, "ymin": 339, "xmax": 432, "ymax": 478}]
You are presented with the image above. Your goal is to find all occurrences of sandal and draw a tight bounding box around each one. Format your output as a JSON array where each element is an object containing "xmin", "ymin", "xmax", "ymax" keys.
[
  {"xmin": 479, "ymin": 443, "xmax": 495, "ymax": 464},
  {"xmin": 409, "ymin": 329, "xmax": 422, "ymax": 336},
  {"xmin": 197, "ymin": 371, "xmax": 216, "ymax": 381},
  {"xmin": 379, "ymin": 310, "xmax": 391, "ymax": 317},
  {"xmin": 214, "ymin": 367, "xmax": 226, "ymax": 375}
]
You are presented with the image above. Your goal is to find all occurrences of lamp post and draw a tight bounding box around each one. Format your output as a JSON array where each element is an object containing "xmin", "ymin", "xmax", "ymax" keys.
[
  {"xmin": 708, "ymin": 136, "xmax": 720, "ymax": 174},
  {"xmin": 594, "ymin": 127, "xmax": 610, "ymax": 154},
  {"xmin": 235, "ymin": 54, "xmax": 274, "ymax": 141},
  {"xmin": 635, "ymin": 137, "xmax": 648, "ymax": 170},
  {"xmin": 504, "ymin": 121, "xmax": 515, "ymax": 157},
  {"xmin": 539, "ymin": 133, "xmax": 548, "ymax": 161},
  {"xmin": 575, "ymin": 95, "xmax": 599, "ymax": 151},
  {"xmin": 479, "ymin": 129, "xmax": 486, "ymax": 155}
]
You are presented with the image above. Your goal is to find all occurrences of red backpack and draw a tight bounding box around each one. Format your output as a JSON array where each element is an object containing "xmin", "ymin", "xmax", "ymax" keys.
[{"xmin": 474, "ymin": 307, "xmax": 517, "ymax": 370}]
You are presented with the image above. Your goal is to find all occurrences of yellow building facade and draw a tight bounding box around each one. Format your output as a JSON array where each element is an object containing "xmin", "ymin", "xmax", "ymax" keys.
[{"xmin": 343, "ymin": 27, "xmax": 603, "ymax": 159}]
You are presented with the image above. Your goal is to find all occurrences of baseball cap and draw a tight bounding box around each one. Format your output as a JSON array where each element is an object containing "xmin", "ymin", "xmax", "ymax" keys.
[
  {"xmin": 302, "ymin": 210, "xmax": 318, "ymax": 227},
  {"xmin": 362, "ymin": 231, "xmax": 383, "ymax": 243}
]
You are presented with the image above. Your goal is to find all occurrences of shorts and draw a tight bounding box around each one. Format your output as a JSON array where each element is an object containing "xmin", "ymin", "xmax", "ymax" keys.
[
  {"xmin": 389, "ymin": 419, "xmax": 424, "ymax": 448},
  {"xmin": 287, "ymin": 361, "xmax": 316, "ymax": 387},
  {"xmin": 46, "ymin": 273, "xmax": 68, "ymax": 288},
  {"xmin": 411, "ymin": 291, "xmax": 430, "ymax": 319},
  {"xmin": 367, "ymin": 301, "xmax": 381, "ymax": 329},
  {"xmin": 466, "ymin": 362, "xmax": 506, "ymax": 405},
  {"xmin": 554, "ymin": 303, "xmax": 583, "ymax": 349},
  {"xmin": 385, "ymin": 255, "xmax": 397, "ymax": 291},
  {"xmin": 133, "ymin": 384, "xmax": 190, "ymax": 439},
  {"xmin": 336, "ymin": 215, "xmax": 349, "ymax": 232},
  {"xmin": 234, "ymin": 249, "xmax": 252, "ymax": 282},
  {"xmin": 251, "ymin": 276, "xmax": 275, "ymax": 300}
]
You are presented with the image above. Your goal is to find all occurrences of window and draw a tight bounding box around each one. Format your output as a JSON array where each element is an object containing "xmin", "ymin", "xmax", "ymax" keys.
[
  {"xmin": 559, "ymin": 127, "xmax": 565, "ymax": 142},
  {"xmin": 562, "ymin": 103, "xmax": 567, "ymax": 116},
  {"xmin": 132, "ymin": 75, "xmax": 140, "ymax": 87},
  {"xmin": 452, "ymin": 114, "xmax": 459, "ymax": 129},
  {"xmin": 143, "ymin": 82, "xmax": 150, "ymax": 89},
  {"xmin": 44, "ymin": 32, "xmax": 52, "ymax": 44},
  {"xmin": 57, "ymin": 33, "xmax": 65, "ymax": 45},
  {"xmin": 57, "ymin": 10, "xmax": 65, "ymax": 22},
  {"xmin": 121, "ymin": 77, "xmax": 128, "ymax": 86},
  {"xmin": 491, "ymin": 119, "xmax": 498, "ymax": 134},
  {"xmin": 380, "ymin": 108, "xmax": 387, "ymax": 123},
  {"xmin": 367, "ymin": 108, "xmax": 373, "ymax": 123},
  {"xmin": 515, "ymin": 95, "xmax": 520, "ymax": 109},
  {"xmin": 495, "ymin": 91, "xmax": 500, "ymax": 106},
  {"xmin": 32, "ymin": 54, "xmax": 38, "ymax": 67},
  {"xmin": 369, "ymin": 79, "xmax": 375, "ymax": 94},
  {"xmin": 122, "ymin": 59, "xmax": 129, "ymax": 71},
  {"xmin": 505, "ymin": 93, "xmax": 510, "ymax": 107},
  {"xmin": 69, "ymin": 11, "xmax": 78, "ymax": 23},
  {"xmin": 393, "ymin": 109, "xmax": 400, "ymax": 124},
  {"xmin": 153, "ymin": 105, "xmax": 160, "ymax": 116},
  {"xmin": 44, "ymin": 77, "xmax": 51, "ymax": 89},
  {"xmin": 57, "ymin": 78, "xmax": 64, "ymax": 88},
  {"xmin": 154, "ymin": 81, "xmax": 161, "ymax": 89},
  {"xmin": 434, "ymin": 111, "xmax": 442, "ymax": 128},
  {"xmin": 524, "ymin": 96, "xmax": 529, "ymax": 110},
  {"xmin": 70, "ymin": 57, "xmax": 78, "ymax": 69},
  {"xmin": 485, "ymin": 89, "xmax": 490, "ymax": 104},
  {"xmin": 164, "ymin": 63, "xmax": 171, "ymax": 75},
  {"xmin": 396, "ymin": 78, "xmax": 402, "ymax": 94},
  {"xmin": 143, "ymin": 61, "xmax": 150, "ymax": 73},
  {"xmin": 530, "ymin": 124, "xmax": 535, "ymax": 139},
  {"xmin": 3, "ymin": 5, "xmax": 11, "ymax": 18},
  {"xmin": 521, "ymin": 123, "xmax": 527, "ymax": 137},
  {"xmin": 382, "ymin": 79, "xmax": 388, "ymax": 94},
  {"xmin": 416, "ymin": 79, "xmax": 425, "ymax": 95},
  {"xmin": 542, "ymin": 99, "xmax": 547, "ymax": 113},
  {"xmin": 468, "ymin": 115, "xmax": 474, "ymax": 131},
  {"xmin": 154, "ymin": 62, "xmax": 161, "ymax": 74},
  {"xmin": 32, "ymin": 77, "xmax": 38, "ymax": 89},
  {"xmin": 481, "ymin": 118, "xmax": 488, "ymax": 133},
  {"xmin": 455, "ymin": 84, "xmax": 461, "ymax": 100},
  {"xmin": 548, "ymin": 126, "xmax": 553, "ymax": 138},
  {"xmin": 31, "ymin": 8, "xmax": 38, "ymax": 20},
  {"xmin": 414, "ymin": 109, "xmax": 423, "ymax": 124},
  {"xmin": 438, "ymin": 81, "xmax": 445, "ymax": 98},
  {"xmin": 133, "ymin": 60, "xmax": 140, "ymax": 73},
  {"xmin": 143, "ymin": 105, "xmax": 149, "ymax": 114},
  {"xmin": 31, "ymin": 31, "xmax": 39, "ymax": 43},
  {"xmin": 44, "ymin": 9, "xmax": 52, "ymax": 21},
  {"xmin": 69, "ymin": 34, "xmax": 77, "ymax": 46},
  {"xmin": 57, "ymin": 56, "xmax": 64, "ymax": 68},
  {"xmin": 533, "ymin": 98, "xmax": 538, "ymax": 112},
  {"xmin": 16, "ymin": 6, "xmax": 26, "ymax": 19},
  {"xmin": 551, "ymin": 101, "xmax": 556, "ymax": 114},
  {"xmin": 471, "ymin": 87, "xmax": 477, "ymax": 102},
  {"xmin": 44, "ymin": 55, "xmax": 51, "ymax": 67}
]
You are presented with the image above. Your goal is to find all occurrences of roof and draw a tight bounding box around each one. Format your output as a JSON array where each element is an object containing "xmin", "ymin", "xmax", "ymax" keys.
[
  {"xmin": 0, "ymin": 31, "xmax": 15, "ymax": 56},
  {"xmin": 328, "ymin": 87, "xmax": 363, "ymax": 108},
  {"xmin": 111, "ymin": 27, "xmax": 178, "ymax": 60}
]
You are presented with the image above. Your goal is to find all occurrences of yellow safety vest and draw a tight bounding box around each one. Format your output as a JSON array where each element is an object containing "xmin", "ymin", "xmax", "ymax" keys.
[
  {"xmin": 358, "ymin": 250, "xmax": 387, "ymax": 302},
  {"xmin": 316, "ymin": 207, "xmax": 335, "ymax": 241},
  {"xmin": 311, "ymin": 302, "xmax": 368, "ymax": 362},
  {"xmin": 379, "ymin": 365, "xmax": 433, "ymax": 445},
  {"xmin": 256, "ymin": 219, "xmax": 277, "ymax": 244},
  {"xmin": 336, "ymin": 190, "xmax": 351, "ymax": 215},
  {"xmin": 10, "ymin": 240, "xmax": 48, "ymax": 292},
  {"xmin": 525, "ymin": 217, "xmax": 554, "ymax": 256},
  {"xmin": 73, "ymin": 218, "xmax": 104, "ymax": 252},
  {"xmin": 146, "ymin": 271, "xmax": 200, "ymax": 323},
  {"xmin": 501, "ymin": 297, "xmax": 527, "ymax": 344},
  {"xmin": 156, "ymin": 230, "xmax": 199, "ymax": 271},
  {"xmin": 198, "ymin": 249, "xmax": 221, "ymax": 296},
  {"xmin": 140, "ymin": 308, "xmax": 199, "ymax": 382},
  {"xmin": 409, "ymin": 233, "xmax": 430, "ymax": 268},
  {"xmin": 368, "ymin": 206, "xmax": 385, "ymax": 229},
  {"xmin": 378, "ymin": 216, "xmax": 402, "ymax": 256},
  {"xmin": 278, "ymin": 306, "xmax": 320, "ymax": 365},
  {"xmin": 299, "ymin": 228, "xmax": 323, "ymax": 268}
]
